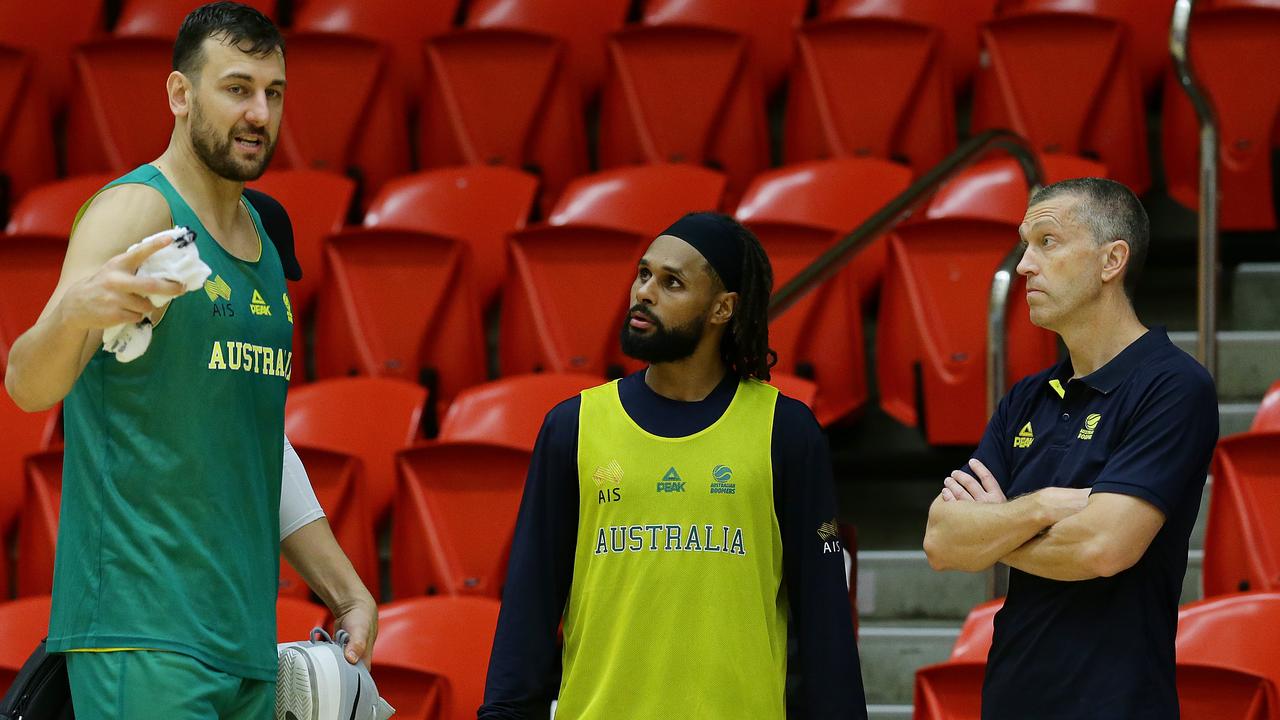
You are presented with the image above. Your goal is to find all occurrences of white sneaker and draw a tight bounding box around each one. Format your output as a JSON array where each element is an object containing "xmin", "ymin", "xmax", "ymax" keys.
[{"xmin": 276, "ymin": 628, "xmax": 395, "ymax": 720}]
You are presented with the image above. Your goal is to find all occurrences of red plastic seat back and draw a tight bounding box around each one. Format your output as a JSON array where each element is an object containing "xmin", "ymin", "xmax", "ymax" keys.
[
  {"xmin": 768, "ymin": 373, "xmax": 819, "ymax": 413},
  {"xmin": 599, "ymin": 25, "xmax": 769, "ymax": 204},
  {"xmin": 438, "ymin": 373, "xmax": 600, "ymax": 450},
  {"xmin": 312, "ymin": 228, "xmax": 487, "ymax": 414},
  {"xmin": 376, "ymin": 596, "xmax": 500, "ymax": 720},
  {"xmin": 65, "ymin": 37, "xmax": 173, "ymax": 174},
  {"xmin": 15, "ymin": 450, "xmax": 61, "ymax": 597},
  {"xmin": 0, "ymin": 234, "xmax": 67, "ymax": 372},
  {"xmin": 364, "ymin": 167, "xmax": 538, "ymax": 308},
  {"xmin": 1177, "ymin": 592, "xmax": 1280, "ymax": 687},
  {"xmin": 275, "ymin": 597, "xmax": 330, "ymax": 643},
  {"xmin": 952, "ymin": 598, "xmax": 1003, "ymax": 661},
  {"xmin": 285, "ymin": 377, "xmax": 426, "ymax": 524},
  {"xmin": 419, "ymin": 29, "xmax": 587, "ymax": 214},
  {"xmin": 6, "ymin": 175, "xmax": 116, "ymax": 236},
  {"xmin": 912, "ymin": 661, "xmax": 985, "ymax": 720},
  {"xmin": 114, "ymin": 0, "xmax": 276, "ymax": 37},
  {"xmin": 0, "ymin": 1, "xmax": 102, "ymax": 113},
  {"xmin": 291, "ymin": 0, "xmax": 456, "ymax": 105},
  {"xmin": 1204, "ymin": 434, "xmax": 1280, "ymax": 596},
  {"xmin": 0, "ymin": 595, "xmax": 52, "ymax": 689},
  {"xmin": 368, "ymin": 665, "xmax": 447, "ymax": 720},
  {"xmin": 246, "ymin": 170, "xmax": 355, "ymax": 315},
  {"xmin": 273, "ymin": 33, "xmax": 409, "ymax": 209},
  {"xmin": 1175, "ymin": 663, "xmax": 1276, "ymax": 720},
  {"xmin": 0, "ymin": 399, "xmax": 57, "ymax": 598},
  {"xmin": 823, "ymin": 0, "xmax": 997, "ymax": 91},
  {"xmin": 641, "ymin": 0, "xmax": 807, "ymax": 92},
  {"xmin": 1254, "ymin": 380, "xmax": 1280, "ymax": 432},
  {"xmin": 876, "ymin": 218, "xmax": 1058, "ymax": 445},
  {"xmin": 499, "ymin": 225, "xmax": 647, "ymax": 377},
  {"xmin": 0, "ymin": 46, "xmax": 57, "ymax": 218},
  {"xmin": 277, "ymin": 445, "xmax": 378, "ymax": 600},
  {"xmin": 1161, "ymin": 6, "xmax": 1280, "ymax": 230},
  {"xmin": 971, "ymin": 12, "xmax": 1149, "ymax": 193},
  {"xmin": 548, "ymin": 164, "xmax": 727, "ymax": 235},
  {"xmin": 466, "ymin": 0, "xmax": 630, "ymax": 98},
  {"xmin": 391, "ymin": 443, "xmax": 531, "ymax": 598},
  {"xmin": 785, "ymin": 17, "xmax": 954, "ymax": 177},
  {"xmin": 923, "ymin": 154, "xmax": 1108, "ymax": 224}
]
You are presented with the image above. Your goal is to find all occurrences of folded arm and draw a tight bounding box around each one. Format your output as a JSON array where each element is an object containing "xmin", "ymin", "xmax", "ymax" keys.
[{"xmin": 1002, "ymin": 491, "xmax": 1165, "ymax": 581}]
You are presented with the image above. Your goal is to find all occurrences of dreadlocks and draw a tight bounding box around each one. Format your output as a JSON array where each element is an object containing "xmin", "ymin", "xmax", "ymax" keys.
[{"xmin": 715, "ymin": 218, "xmax": 777, "ymax": 381}]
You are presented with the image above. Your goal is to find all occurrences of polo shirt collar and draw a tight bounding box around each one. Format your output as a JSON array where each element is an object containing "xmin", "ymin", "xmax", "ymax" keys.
[{"xmin": 1046, "ymin": 326, "xmax": 1171, "ymax": 397}]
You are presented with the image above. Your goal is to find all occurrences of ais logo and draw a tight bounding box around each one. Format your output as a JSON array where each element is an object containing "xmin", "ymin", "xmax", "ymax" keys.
[
  {"xmin": 710, "ymin": 464, "xmax": 735, "ymax": 495},
  {"xmin": 593, "ymin": 460, "xmax": 624, "ymax": 504}
]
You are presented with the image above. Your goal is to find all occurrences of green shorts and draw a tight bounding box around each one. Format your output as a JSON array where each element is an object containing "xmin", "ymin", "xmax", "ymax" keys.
[{"xmin": 65, "ymin": 650, "xmax": 274, "ymax": 720}]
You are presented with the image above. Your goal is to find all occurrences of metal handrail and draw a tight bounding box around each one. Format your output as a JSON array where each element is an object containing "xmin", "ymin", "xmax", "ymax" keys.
[
  {"xmin": 766, "ymin": 129, "xmax": 1045, "ymax": 416},
  {"xmin": 1171, "ymin": 0, "xmax": 1219, "ymax": 379}
]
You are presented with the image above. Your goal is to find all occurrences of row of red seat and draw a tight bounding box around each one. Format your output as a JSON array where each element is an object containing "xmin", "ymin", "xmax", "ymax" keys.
[
  {"xmin": 916, "ymin": 590, "xmax": 1280, "ymax": 720},
  {"xmin": 2, "ymin": 0, "xmax": 1277, "ymax": 228},
  {"xmin": 1, "ymin": 155, "xmax": 1084, "ymax": 440},
  {"xmin": 0, "ymin": 593, "xmax": 497, "ymax": 720}
]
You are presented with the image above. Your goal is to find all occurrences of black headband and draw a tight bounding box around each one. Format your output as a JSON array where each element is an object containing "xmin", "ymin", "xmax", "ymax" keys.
[{"xmin": 660, "ymin": 212, "xmax": 743, "ymax": 293}]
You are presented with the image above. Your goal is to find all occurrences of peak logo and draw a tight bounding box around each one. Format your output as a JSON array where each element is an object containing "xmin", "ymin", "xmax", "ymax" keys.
[{"xmin": 656, "ymin": 466, "xmax": 685, "ymax": 493}]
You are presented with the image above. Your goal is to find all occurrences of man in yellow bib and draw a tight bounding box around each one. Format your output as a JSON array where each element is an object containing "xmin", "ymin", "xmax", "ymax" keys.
[{"xmin": 480, "ymin": 212, "xmax": 866, "ymax": 719}]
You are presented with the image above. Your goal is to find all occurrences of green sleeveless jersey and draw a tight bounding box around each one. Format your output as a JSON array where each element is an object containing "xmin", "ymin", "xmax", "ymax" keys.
[
  {"xmin": 48, "ymin": 165, "xmax": 294, "ymax": 681},
  {"xmin": 558, "ymin": 378, "xmax": 788, "ymax": 719}
]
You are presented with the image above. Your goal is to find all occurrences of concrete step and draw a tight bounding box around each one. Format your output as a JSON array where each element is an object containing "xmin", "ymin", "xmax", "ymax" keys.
[
  {"xmin": 1229, "ymin": 263, "xmax": 1280, "ymax": 331},
  {"xmin": 856, "ymin": 551, "xmax": 988, "ymax": 621},
  {"xmin": 858, "ymin": 621, "xmax": 958, "ymax": 705},
  {"xmin": 1170, "ymin": 330, "xmax": 1280, "ymax": 401},
  {"xmin": 868, "ymin": 705, "xmax": 913, "ymax": 720},
  {"xmin": 1221, "ymin": 402, "xmax": 1259, "ymax": 436}
]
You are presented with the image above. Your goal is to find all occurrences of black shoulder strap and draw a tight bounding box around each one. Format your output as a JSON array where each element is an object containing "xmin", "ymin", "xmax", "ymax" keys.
[
  {"xmin": 0, "ymin": 639, "xmax": 73, "ymax": 719},
  {"xmin": 243, "ymin": 187, "xmax": 303, "ymax": 282}
]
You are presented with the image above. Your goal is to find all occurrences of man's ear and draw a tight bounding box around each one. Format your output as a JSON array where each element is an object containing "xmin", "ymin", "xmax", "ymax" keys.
[
  {"xmin": 167, "ymin": 71, "xmax": 192, "ymax": 118},
  {"xmin": 710, "ymin": 291, "xmax": 738, "ymax": 327},
  {"xmin": 1100, "ymin": 239, "xmax": 1130, "ymax": 286}
]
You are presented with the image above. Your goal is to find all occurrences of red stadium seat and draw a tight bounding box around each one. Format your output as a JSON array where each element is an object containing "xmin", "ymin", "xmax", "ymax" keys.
[
  {"xmin": 950, "ymin": 598, "xmax": 1003, "ymax": 661},
  {"xmin": 277, "ymin": 445, "xmax": 379, "ymax": 601},
  {"xmin": 1254, "ymin": 380, "xmax": 1280, "ymax": 432},
  {"xmin": 5, "ymin": 174, "xmax": 116, "ymax": 236},
  {"xmin": 1176, "ymin": 664, "xmax": 1276, "ymax": 720},
  {"xmin": 875, "ymin": 218, "xmax": 1059, "ymax": 445},
  {"xmin": 466, "ymin": 0, "xmax": 631, "ymax": 98},
  {"xmin": 970, "ymin": 12, "xmax": 1150, "ymax": 194},
  {"xmin": 498, "ymin": 225, "xmax": 647, "ymax": 377},
  {"xmin": 272, "ymin": 33, "xmax": 410, "ymax": 210},
  {"xmin": 114, "ymin": 0, "xmax": 276, "ymax": 37},
  {"xmin": 311, "ymin": 228, "xmax": 487, "ymax": 417},
  {"xmin": 0, "ymin": 234, "xmax": 66, "ymax": 375},
  {"xmin": 418, "ymin": 29, "xmax": 587, "ymax": 215},
  {"xmin": 822, "ymin": 0, "xmax": 997, "ymax": 91},
  {"xmin": 275, "ymin": 597, "xmax": 331, "ymax": 643},
  {"xmin": 913, "ymin": 661, "xmax": 986, "ymax": 720},
  {"xmin": 438, "ymin": 373, "xmax": 601, "ymax": 451},
  {"xmin": 922, "ymin": 154, "xmax": 1108, "ymax": 224},
  {"xmin": 390, "ymin": 443, "xmax": 531, "ymax": 599},
  {"xmin": 1204, "ymin": 432, "xmax": 1280, "ymax": 596},
  {"xmin": 547, "ymin": 165, "xmax": 727, "ymax": 235},
  {"xmin": 290, "ymin": 0, "xmax": 456, "ymax": 106},
  {"xmin": 999, "ymin": 0, "xmax": 1175, "ymax": 98},
  {"xmin": 0, "ymin": 1, "xmax": 103, "ymax": 114},
  {"xmin": 368, "ymin": 665, "xmax": 447, "ymax": 720},
  {"xmin": 769, "ymin": 373, "xmax": 819, "ymax": 412},
  {"xmin": 1177, "ymin": 592, "xmax": 1280, "ymax": 716},
  {"xmin": 65, "ymin": 37, "xmax": 173, "ymax": 174},
  {"xmin": 784, "ymin": 17, "xmax": 955, "ymax": 177},
  {"xmin": 14, "ymin": 450, "xmax": 61, "ymax": 597},
  {"xmin": 598, "ymin": 25, "xmax": 770, "ymax": 205},
  {"xmin": 363, "ymin": 167, "xmax": 539, "ymax": 309},
  {"xmin": 1161, "ymin": 5, "xmax": 1280, "ymax": 230},
  {"xmin": 0, "ymin": 396, "xmax": 58, "ymax": 599},
  {"xmin": 376, "ymin": 596, "xmax": 500, "ymax": 720},
  {"xmin": 0, "ymin": 595, "xmax": 52, "ymax": 690},
  {"xmin": 640, "ymin": 0, "xmax": 808, "ymax": 92},
  {"xmin": 0, "ymin": 46, "xmax": 57, "ymax": 221},
  {"xmin": 285, "ymin": 377, "xmax": 427, "ymax": 526}
]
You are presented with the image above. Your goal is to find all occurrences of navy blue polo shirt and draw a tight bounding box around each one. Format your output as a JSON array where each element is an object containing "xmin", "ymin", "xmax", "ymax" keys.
[{"xmin": 971, "ymin": 328, "xmax": 1218, "ymax": 720}]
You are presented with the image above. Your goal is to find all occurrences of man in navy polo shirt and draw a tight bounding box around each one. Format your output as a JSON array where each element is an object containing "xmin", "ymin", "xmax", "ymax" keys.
[{"xmin": 922, "ymin": 177, "xmax": 1218, "ymax": 719}]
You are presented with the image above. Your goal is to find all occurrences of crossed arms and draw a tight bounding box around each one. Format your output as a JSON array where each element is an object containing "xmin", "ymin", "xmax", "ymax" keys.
[{"xmin": 922, "ymin": 459, "xmax": 1166, "ymax": 581}]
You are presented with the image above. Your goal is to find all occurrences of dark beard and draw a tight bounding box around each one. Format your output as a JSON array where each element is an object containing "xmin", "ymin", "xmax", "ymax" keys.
[
  {"xmin": 190, "ymin": 101, "xmax": 275, "ymax": 181},
  {"xmin": 620, "ymin": 305, "xmax": 706, "ymax": 364}
]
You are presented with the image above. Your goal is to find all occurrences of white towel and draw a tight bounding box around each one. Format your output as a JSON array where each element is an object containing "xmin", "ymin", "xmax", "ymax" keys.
[{"xmin": 102, "ymin": 227, "xmax": 212, "ymax": 363}]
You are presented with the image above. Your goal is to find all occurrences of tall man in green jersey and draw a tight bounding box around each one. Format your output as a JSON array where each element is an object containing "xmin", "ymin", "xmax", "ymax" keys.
[
  {"xmin": 481, "ymin": 213, "xmax": 867, "ymax": 719},
  {"xmin": 4, "ymin": 4, "xmax": 376, "ymax": 718}
]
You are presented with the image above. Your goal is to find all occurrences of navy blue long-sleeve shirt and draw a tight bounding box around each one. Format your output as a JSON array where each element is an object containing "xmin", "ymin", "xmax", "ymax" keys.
[{"xmin": 479, "ymin": 371, "xmax": 866, "ymax": 719}]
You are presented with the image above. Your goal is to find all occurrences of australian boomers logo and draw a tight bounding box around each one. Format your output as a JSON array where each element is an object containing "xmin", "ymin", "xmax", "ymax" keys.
[
  {"xmin": 1013, "ymin": 422, "xmax": 1035, "ymax": 449},
  {"xmin": 817, "ymin": 519, "xmax": 842, "ymax": 554},
  {"xmin": 656, "ymin": 466, "xmax": 685, "ymax": 493},
  {"xmin": 1077, "ymin": 413, "xmax": 1102, "ymax": 440},
  {"xmin": 710, "ymin": 464, "xmax": 736, "ymax": 495},
  {"xmin": 593, "ymin": 460, "xmax": 624, "ymax": 504},
  {"xmin": 205, "ymin": 275, "xmax": 234, "ymax": 317},
  {"xmin": 594, "ymin": 523, "xmax": 746, "ymax": 556}
]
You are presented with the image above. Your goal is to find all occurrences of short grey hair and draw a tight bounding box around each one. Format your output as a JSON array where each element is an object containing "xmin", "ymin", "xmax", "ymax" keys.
[{"xmin": 1029, "ymin": 177, "xmax": 1149, "ymax": 300}]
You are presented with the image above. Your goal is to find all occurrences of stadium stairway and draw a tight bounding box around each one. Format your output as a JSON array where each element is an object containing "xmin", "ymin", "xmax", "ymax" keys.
[{"xmin": 831, "ymin": 247, "xmax": 1279, "ymax": 718}]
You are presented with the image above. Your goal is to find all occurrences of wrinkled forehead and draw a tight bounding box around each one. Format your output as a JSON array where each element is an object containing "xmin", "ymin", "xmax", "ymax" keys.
[
  {"xmin": 197, "ymin": 35, "xmax": 285, "ymax": 84},
  {"xmin": 1019, "ymin": 194, "xmax": 1082, "ymax": 241}
]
